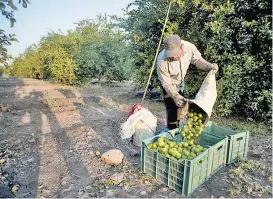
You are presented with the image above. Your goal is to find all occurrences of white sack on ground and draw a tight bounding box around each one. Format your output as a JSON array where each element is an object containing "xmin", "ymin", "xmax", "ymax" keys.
[{"xmin": 120, "ymin": 109, "xmax": 157, "ymax": 140}]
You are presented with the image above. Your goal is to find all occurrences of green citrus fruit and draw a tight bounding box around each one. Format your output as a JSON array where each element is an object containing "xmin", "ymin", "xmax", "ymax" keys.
[
  {"xmin": 189, "ymin": 140, "xmax": 194, "ymax": 146},
  {"xmin": 183, "ymin": 150, "xmax": 190, "ymax": 156},
  {"xmin": 176, "ymin": 153, "xmax": 182, "ymax": 159},
  {"xmin": 190, "ymin": 152, "xmax": 197, "ymax": 158},
  {"xmin": 194, "ymin": 148, "xmax": 200, "ymax": 154},
  {"xmin": 188, "ymin": 113, "xmax": 194, "ymax": 117},
  {"xmin": 183, "ymin": 142, "xmax": 189, "ymax": 147},
  {"xmin": 178, "ymin": 147, "xmax": 183, "ymax": 153},
  {"xmin": 158, "ymin": 141, "xmax": 164, "ymax": 147},
  {"xmin": 193, "ymin": 116, "xmax": 198, "ymax": 122},
  {"xmin": 158, "ymin": 137, "xmax": 164, "ymax": 142}
]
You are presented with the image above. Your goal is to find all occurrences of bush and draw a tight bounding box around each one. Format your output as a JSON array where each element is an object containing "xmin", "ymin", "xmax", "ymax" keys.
[{"xmin": 121, "ymin": 0, "xmax": 272, "ymax": 122}]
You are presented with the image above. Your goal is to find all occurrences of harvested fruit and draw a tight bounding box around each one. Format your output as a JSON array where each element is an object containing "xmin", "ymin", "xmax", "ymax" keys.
[
  {"xmin": 158, "ymin": 137, "xmax": 165, "ymax": 142},
  {"xmin": 158, "ymin": 141, "xmax": 165, "ymax": 147},
  {"xmin": 147, "ymin": 137, "xmax": 206, "ymax": 161},
  {"xmin": 180, "ymin": 106, "xmax": 207, "ymax": 143}
]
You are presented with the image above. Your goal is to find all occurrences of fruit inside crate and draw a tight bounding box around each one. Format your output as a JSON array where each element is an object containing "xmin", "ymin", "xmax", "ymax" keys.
[
  {"xmin": 173, "ymin": 131, "xmax": 229, "ymax": 175},
  {"xmin": 146, "ymin": 134, "xmax": 208, "ymax": 161},
  {"xmin": 141, "ymin": 132, "xmax": 213, "ymax": 196}
]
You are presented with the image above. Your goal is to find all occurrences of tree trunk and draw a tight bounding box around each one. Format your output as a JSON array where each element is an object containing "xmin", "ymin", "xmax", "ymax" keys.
[{"xmin": 98, "ymin": 74, "xmax": 101, "ymax": 86}]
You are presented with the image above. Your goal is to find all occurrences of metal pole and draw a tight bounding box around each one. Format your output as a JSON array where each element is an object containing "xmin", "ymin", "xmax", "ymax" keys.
[{"xmin": 140, "ymin": 1, "xmax": 172, "ymax": 104}]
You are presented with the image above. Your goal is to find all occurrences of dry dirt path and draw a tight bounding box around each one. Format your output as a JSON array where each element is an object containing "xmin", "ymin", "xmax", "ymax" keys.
[{"xmin": 0, "ymin": 77, "xmax": 271, "ymax": 198}]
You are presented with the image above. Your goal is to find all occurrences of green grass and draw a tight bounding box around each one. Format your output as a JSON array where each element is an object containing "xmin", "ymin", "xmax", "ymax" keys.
[
  {"xmin": 268, "ymin": 176, "xmax": 272, "ymax": 183},
  {"xmin": 227, "ymin": 158, "xmax": 271, "ymax": 197},
  {"xmin": 211, "ymin": 116, "xmax": 271, "ymax": 137},
  {"xmin": 89, "ymin": 90, "xmax": 271, "ymax": 139},
  {"xmin": 57, "ymin": 87, "xmax": 72, "ymax": 92},
  {"xmin": 228, "ymin": 188, "xmax": 241, "ymax": 197},
  {"xmin": 240, "ymin": 160, "xmax": 266, "ymax": 171}
]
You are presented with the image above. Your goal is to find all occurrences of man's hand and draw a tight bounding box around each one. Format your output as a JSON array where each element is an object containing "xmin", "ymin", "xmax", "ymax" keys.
[
  {"xmin": 211, "ymin": 63, "xmax": 219, "ymax": 74},
  {"xmin": 173, "ymin": 94, "xmax": 186, "ymax": 107}
]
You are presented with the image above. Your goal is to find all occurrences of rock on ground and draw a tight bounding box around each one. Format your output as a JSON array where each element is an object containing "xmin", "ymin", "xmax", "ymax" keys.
[{"xmin": 101, "ymin": 149, "xmax": 124, "ymax": 165}]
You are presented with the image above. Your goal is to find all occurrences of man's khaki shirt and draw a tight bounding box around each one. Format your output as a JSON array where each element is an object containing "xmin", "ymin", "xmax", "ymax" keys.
[{"xmin": 157, "ymin": 40, "xmax": 202, "ymax": 96}]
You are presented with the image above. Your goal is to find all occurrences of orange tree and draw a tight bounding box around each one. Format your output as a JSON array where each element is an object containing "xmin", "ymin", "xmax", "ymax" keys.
[{"xmin": 120, "ymin": 0, "xmax": 272, "ymax": 122}]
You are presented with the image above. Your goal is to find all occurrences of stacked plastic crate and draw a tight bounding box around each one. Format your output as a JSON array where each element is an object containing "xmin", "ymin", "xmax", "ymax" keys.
[{"xmin": 141, "ymin": 122, "xmax": 249, "ymax": 196}]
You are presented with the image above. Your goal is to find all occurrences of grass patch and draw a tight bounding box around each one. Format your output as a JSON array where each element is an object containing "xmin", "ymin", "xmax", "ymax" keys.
[
  {"xmin": 228, "ymin": 188, "xmax": 241, "ymax": 197},
  {"xmin": 99, "ymin": 91, "xmax": 271, "ymax": 139},
  {"xmin": 211, "ymin": 116, "xmax": 271, "ymax": 137},
  {"xmin": 228, "ymin": 160, "xmax": 270, "ymax": 197},
  {"xmin": 240, "ymin": 160, "xmax": 265, "ymax": 171},
  {"xmin": 268, "ymin": 176, "xmax": 272, "ymax": 183}
]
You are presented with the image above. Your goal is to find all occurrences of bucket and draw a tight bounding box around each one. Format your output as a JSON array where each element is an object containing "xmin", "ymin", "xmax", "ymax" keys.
[{"xmin": 132, "ymin": 120, "xmax": 156, "ymax": 147}]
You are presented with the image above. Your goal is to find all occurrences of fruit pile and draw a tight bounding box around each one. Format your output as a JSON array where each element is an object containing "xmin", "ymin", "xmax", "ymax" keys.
[
  {"xmin": 180, "ymin": 108, "xmax": 206, "ymax": 142},
  {"xmin": 147, "ymin": 137, "xmax": 206, "ymax": 160}
]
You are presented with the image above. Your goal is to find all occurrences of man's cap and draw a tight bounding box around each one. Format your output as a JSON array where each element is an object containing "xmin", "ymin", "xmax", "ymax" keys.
[{"xmin": 163, "ymin": 34, "xmax": 181, "ymax": 58}]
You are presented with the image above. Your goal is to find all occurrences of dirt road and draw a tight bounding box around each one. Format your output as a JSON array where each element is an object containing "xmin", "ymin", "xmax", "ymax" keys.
[{"xmin": 0, "ymin": 77, "xmax": 271, "ymax": 198}]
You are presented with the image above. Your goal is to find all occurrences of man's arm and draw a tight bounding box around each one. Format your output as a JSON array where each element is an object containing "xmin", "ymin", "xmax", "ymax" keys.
[
  {"xmin": 195, "ymin": 57, "xmax": 218, "ymax": 73},
  {"xmin": 157, "ymin": 60, "xmax": 185, "ymax": 107},
  {"xmin": 190, "ymin": 44, "xmax": 219, "ymax": 74}
]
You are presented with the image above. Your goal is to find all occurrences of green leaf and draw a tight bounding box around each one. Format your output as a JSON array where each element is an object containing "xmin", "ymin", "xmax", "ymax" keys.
[
  {"xmin": 10, "ymin": 18, "xmax": 16, "ymax": 27},
  {"xmin": 8, "ymin": 0, "xmax": 17, "ymax": 10},
  {"xmin": 10, "ymin": 37, "xmax": 19, "ymax": 42},
  {"xmin": 0, "ymin": 3, "xmax": 6, "ymax": 11},
  {"xmin": 22, "ymin": 2, "xmax": 27, "ymax": 8}
]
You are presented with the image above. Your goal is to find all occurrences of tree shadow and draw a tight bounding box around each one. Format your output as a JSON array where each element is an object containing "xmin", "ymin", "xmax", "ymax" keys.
[
  {"xmin": 0, "ymin": 77, "xmax": 43, "ymax": 198},
  {"xmin": 0, "ymin": 77, "xmax": 151, "ymax": 198},
  {"xmin": 0, "ymin": 78, "xmax": 92, "ymax": 198},
  {"xmin": 68, "ymin": 88, "xmax": 142, "ymax": 168}
]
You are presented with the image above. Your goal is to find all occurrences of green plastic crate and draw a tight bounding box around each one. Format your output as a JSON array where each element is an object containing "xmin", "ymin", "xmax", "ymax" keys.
[
  {"xmin": 172, "ymin": 130, "xmax": 229, "ymax": 177},
  {"xmin": 141, "ymin": 132, "xmax": 212, "ymax": 196},
  {"xmin": 196, "ymin": 133, "xmax": 229, "ymax": 176},
  {"xmin": 203, "ymin": 121, "xmax": 249, "ymax": 164}
]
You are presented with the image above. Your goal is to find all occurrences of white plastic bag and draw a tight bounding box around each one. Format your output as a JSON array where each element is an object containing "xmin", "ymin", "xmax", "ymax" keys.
[
  {"xmin": 120, "ymin": 109, "xmax": 157, "ymax": 140},
  {"xmin": 189, "ymin": 70, "xmax": 217, "ymax": 123}
]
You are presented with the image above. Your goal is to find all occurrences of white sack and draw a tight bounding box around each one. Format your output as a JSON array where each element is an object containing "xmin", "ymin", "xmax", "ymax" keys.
[{"xmin": 120, "ymin": 109, "xmax": 157, "ymax": 140}]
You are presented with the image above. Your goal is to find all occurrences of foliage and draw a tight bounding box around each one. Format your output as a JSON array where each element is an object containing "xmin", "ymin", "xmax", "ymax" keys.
[
  {"xmin": 5, "ymin": 0, "xmax": 272, "ymax": 122},
  {"xmin": 9, "ymin": 15, "xmax": 134, "ymax": 85},
  {"xmin": 37, "ymin": 32, "xmax": 79, "ymax": 84},
  {"xmin": 0, "ymin": 66, "xmax": 3, "ymax": 76},
  {"xmin": 120, "ymin": 0, "xmax": 272, "ymax": 121},
  {"xmin": 0, "ymin": 0, "xmax": 29, "ymax": 65},
  {"xmin": 75, "ymin": 16, "xmax": 134, "ymax": 84}
]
